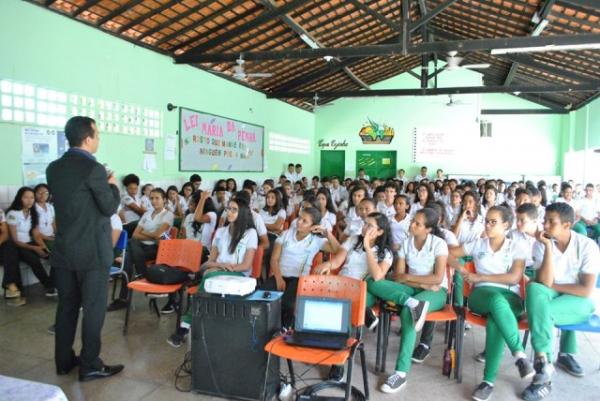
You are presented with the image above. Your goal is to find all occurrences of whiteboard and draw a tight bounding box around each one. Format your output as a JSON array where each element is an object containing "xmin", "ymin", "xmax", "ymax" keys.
[{"xmin": 179, "ymin": 107, "xmax": 264, "ymax": 172}]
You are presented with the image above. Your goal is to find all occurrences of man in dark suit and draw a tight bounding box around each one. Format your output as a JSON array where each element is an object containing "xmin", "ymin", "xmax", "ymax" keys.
[{"xmin": 47, "ymin": 116, "xmax": 124, "ymax": 382}]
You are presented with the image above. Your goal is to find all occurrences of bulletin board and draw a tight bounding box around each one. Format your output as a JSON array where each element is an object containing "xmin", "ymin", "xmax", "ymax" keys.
[
  {"xmin": 21, "ymin": 127, "xmax": 68, "ymax": 186},
  {"xmin": 179, "ymin": 107, "xmax": 264, "ymax": 172}
]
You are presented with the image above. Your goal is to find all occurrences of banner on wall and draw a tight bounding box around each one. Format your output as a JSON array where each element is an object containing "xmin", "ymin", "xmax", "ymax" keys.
[
  {"xmin": 179, "ymin": 107, "xmax": 264, "ymax": 172},
  {"xmin": 21, "ymin": 127, "xmax": 68, "ymax": 186}
]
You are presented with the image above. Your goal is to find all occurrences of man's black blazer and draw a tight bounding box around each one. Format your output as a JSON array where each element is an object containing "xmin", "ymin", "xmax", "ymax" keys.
[{"xmin": 46, "ymin": 150, "xmax": 120, "ymax": 271}]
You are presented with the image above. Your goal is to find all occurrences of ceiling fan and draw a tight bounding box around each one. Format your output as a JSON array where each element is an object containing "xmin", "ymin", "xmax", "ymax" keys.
[
  {"xmin": 211, "ymin": 55, "xmax": 273, "ymax": 81},
  {"xmin": 303, "ymin": 93, "xmax": 334, "ymax": 111},
  {"xmin": 444, "ymin": 51, "xmax": 491, "ymax": 71}
]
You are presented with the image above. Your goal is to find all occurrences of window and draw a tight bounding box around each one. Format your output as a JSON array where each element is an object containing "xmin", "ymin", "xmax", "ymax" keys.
[
  {"xmin": 0, "ymin": 78, "xmax": 161, "ymax": 137},
  {"xmin": 268, "ymin": 132, "xmax": 310, "ymax": 155}
]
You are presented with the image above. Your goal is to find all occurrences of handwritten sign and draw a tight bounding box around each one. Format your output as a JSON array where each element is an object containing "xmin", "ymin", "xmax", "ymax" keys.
[
  {"xmin": 179, "ymin": 107, "xmax": 264, "ymax": 172},
  {"xmin": 318, "ymin": 139, "xmax": 348, "ymax": 150}
]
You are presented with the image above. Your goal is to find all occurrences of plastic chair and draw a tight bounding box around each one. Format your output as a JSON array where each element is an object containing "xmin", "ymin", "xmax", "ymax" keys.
[
  {"xmin": 375, "ymin": 264, "xmax": 461, "ymax": 381},
  {"xmin": 555, "ymin": 275, "xmax": 600, "ymax": 368},
  {"xmin": 123, "ymin": 239, "xmax": 202, "ymax": 335},
  {"xmin": 454, "ymin": 261, "xmax": 529, "ymax": 382},
  {"xmin": 109, "ymin": 230, "xmax": 129, "ymax": 301},
  {"xmin": 262, "ymin": 275, "xmax": 369, "ymax": 401}
]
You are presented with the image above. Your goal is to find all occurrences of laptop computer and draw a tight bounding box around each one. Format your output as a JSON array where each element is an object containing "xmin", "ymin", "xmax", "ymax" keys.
[{"xmin": 284, "ymin": 296, "xmax": 351, "ymax": 350}]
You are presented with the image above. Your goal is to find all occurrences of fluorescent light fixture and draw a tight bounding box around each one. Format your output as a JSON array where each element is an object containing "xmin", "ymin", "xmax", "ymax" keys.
[
  {"xmin": 300, "ymin": 33, "xmax": 319, "ymax": 49},
  {"xmin": 323, "ymin": 55, "xmax": 334, "ymax": 62},
  {"xmin": 531, "ymin": 19, "xmax": 549, "ymax": 36},
  {"xmin": 491, "ymin": 42, "xmax": 600, "ymax": 55}
]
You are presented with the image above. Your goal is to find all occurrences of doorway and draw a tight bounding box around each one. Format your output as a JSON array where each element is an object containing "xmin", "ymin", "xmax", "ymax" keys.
[{"xmin": 320, "ymin": 150, "xmax": 346, "ymax": 179}]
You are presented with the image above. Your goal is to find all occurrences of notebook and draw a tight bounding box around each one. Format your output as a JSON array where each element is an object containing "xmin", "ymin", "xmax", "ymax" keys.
[{"xmin": 284, "ymin": 296, "xmax": 351, "ymax": 350}]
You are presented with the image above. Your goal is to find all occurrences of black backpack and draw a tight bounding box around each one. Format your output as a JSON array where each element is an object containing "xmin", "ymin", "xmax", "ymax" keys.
[{"xmin": 145, "ymin": 264, "xmax": 190, "ymax": 284}]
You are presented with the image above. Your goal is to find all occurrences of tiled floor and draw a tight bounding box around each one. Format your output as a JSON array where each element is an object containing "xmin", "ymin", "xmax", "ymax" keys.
[{"xmin": 1, "ymin": 285, "xmax": 599, "ymax": 401}]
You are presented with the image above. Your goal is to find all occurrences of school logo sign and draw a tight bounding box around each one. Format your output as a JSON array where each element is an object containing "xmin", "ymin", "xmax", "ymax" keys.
[{"xmin": 358, "ymin": 118, "xmax": 395, "ymax": 145}]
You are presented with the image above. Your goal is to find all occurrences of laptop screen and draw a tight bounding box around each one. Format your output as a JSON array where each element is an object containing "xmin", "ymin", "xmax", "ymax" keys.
[{"xmin": 295, "ymin": 297, "xmax": 351, "ymax": 334}]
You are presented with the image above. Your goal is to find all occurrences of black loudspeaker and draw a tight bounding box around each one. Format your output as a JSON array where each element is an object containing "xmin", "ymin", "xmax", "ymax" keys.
[{"xmin": 191, "ymin": 293, "xmax": 281, "ymax": 401}]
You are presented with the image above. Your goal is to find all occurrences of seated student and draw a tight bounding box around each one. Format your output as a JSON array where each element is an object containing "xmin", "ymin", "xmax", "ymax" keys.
[
  {"xmin": 260, "ymin": 190, "xmax": 286, "ymax": 237},
  {"xmin": 108, "ymin": 188, "xmax": 174, "ymax": 312},
  {"xmin": 226, "ymin": 178, "xmax": 237, "ymax": 196},
  {"xmin": 339, "ymin": 185, "xmax": 367, "ymax": 227},
  {"xmin": 445, "ymin": 190, "xmax": 463, "ymax": 227},
  {"xmin": 200, "ymin": 197, "xmax": 258, "ymax": 284},
  {"xmin": 377, "ymin": 182, "xmax": 397, "ymax": 220},
  {"xmin": 521, "ymin": 203, "xmax": 600, "ymax": 401},
  {"xmin": 529, "ymin": 187, "xmax": 545, "ymax": 227},
  {"xmin": 281, "ymin": 182, "xmax": 297, "ymax": 217},
  {"xmin": 190, "ymin": 174, "xmax": 202, "ymax": 191},
  {"xmin": 182, "ymin": 190, "xmax": 217, "ymax": 262},
  {"xmin": 310, "ymin": 176, "xmax": 321, "ymax": 193},
  {"xmin": 573, "ymin": 183, "xmax": 600, "ymax": 239},
  {"xmin": 265, "ymin": 207, "xmax": 340, "ymax": 328},
  {"xmin": 367, "ymin": 208, "xmax": 448, "ymax": 393},
  {"xmin": 166, "ymin": 185, "xmax": 186, "ymax": 220},
  {"xmin": 340, "ymin": 198, "xmax": 377, "ymax": 243},
  {"xmin": 316, "ymin": 188, "xmax": 337, "ymax": 232},
  {"xmin": 410, "ymin": 183, "xmax": 434, "ymax": 218},
  {"xmin": 140, "ymin": 183, "xmax": 154, "ymax": 212},
  {"xmin": 414, "ymin": 166, "xmax": 429, "ymax": 182},
  {"xmin": 242, "ymin": 179, "xmax": 258, "ymax": 210},
  {"xmin": 373, "ymin": 186, "xmax": 386, "ymax": 205},
  {"xmin": 223, "ymin": 191, "xmax": 269, "ymax": 249},
  {"xmin": 5, "ymin": 187, "xmax": 56, "ymax": 298},
  {"xmin": 179, "ymin": 182, "xmax": 194, "ymax": 211},
  {"xmin": 439, "ymin": 183, "xmax": 452, "ymax": 205},
  {"xmin": 255, "ymin": 179, "xmax": 275, "ymax": 212},
  {"xmin": 330, "ymin": 176, "xmax": 348, "ymax": 209},
  {"xmin": 119, "ymin": 174, "xmax": 146, "ymax": 235},
  {"xmin": 450, "ymin": 206, "xmax": 532, "ymax": 401},
  {"xmin": 357, "ymin": 168, "xmax": 370, "ymax": 182},
  {"xmin": 481, "ymin": 186, "xmax": 498, "ymax": 217},
  {"xmin": 408, "ymin": 201, "xmax": 458, "ymax": 363},
  {"xmin": 314, "ymin": 212, "xmax": 394, "ymax": 382},
  {"xmin": 390, "ymin": 195, "xmax": 411, "ymax": 252},
  {"xmin": 211, "ymin": 184, "xmax": 228, "ymax": 216},
  {"xmin": 34, "ymin": 184, "xmax": 56, "ymax": 248},
  {"xmin": 284, "ymin": 163, "xmax": 296, "ymax": 183},
  {"xmin": 452, "ymin": 191, "xmax": 485, "ymax": 244},
  {"xmin": 1, "ymin": 208, "xmax": 25, "ymax": 306}
]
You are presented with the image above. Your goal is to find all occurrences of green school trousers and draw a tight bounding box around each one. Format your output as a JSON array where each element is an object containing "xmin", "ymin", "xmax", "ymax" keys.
[
  {"xmin": 468, "ymin": 285, "xmax": 525, "ymax": 383},
  {"xmin": 366, "ymin": 278, "xmax": 447, "ymax": 372},
  {"xmin": 525, "ymin": 282, "xmax": 595, "ymax": 360},
  {"xmin": 573, "ymin": 221, "xmax": 600, "ymax": 240}
]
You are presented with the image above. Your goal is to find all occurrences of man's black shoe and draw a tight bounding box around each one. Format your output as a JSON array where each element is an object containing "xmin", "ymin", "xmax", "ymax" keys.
[
  {"xmin": 57, "ymin": 356, "xmax": 80, "ymax": 375},
  {"xmin": 79, "ymin": 364, "xmax": 124, "ymax": 382},
  {"xmin": 107, "ymin": 299, "xmax": 127, "ymax": 312}
]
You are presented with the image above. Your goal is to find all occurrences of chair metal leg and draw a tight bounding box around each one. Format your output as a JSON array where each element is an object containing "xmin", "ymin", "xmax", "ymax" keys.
[
  {"xmin": 123, "ymin": 289, "xmax": 132, "ymax": 335},
  {"xmin": 455, "ymin": 316, "xmax": 464, "ymax": 383},
  {"xmin": 522, "ymin": 330, "xmax": 529, "ymax": 350},
  {"xmin": 359, "ymin": 344, "xmax": 370, "ymax": 400},
  {"xmin": 344, "ymin": 353, "xmax": 355, "ymax": 401},
  {"xmin": 287, "ymin": 359, "xmax": 295, "ymax": 388},
  {"xmin": 111, "ymin": 276, "xmax": 117, "ymax": 301},
  {"xmin": 174, "ymin": 289, "xmax": 183, "ymax": 333},
  {"xmin": 150, "ymin": 298, "xmax": 160, "ymax": 317},
  {"xmin": 382, "ymin": 309, "xmax": 391, "ymax": 372},
  {"xmin": 261, "ymin": 352, "xmax": 272, "ymax": 401},
  {"xmin": 375, "ymin": 308, "xmax": 384, "ymax": 372}
]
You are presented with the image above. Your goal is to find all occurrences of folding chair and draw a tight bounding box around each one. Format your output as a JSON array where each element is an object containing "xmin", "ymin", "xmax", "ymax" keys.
[
  {"xmin": 123, "ymin": 239, "xmax": 202, "ymax": 335},
  {"xmin": 375, "ymin": 265, "xmax": 461, "ymax": 381},
  {"xmin": 262, "ymin": 275, "xmax": 369, "ymax": 401},
  {"xmin": 109, "ymin": 230, "xmax": 129, "ymax": 301}
]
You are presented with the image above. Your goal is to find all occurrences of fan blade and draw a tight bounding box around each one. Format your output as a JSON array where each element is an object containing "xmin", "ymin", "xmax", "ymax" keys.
[
  {"xmin": 461, "ymin": 63, "xmax": 491, "ymax": 69},
  {"xmin": 246, "ymin": 73, "xmax": 273, "ymax": 78}
]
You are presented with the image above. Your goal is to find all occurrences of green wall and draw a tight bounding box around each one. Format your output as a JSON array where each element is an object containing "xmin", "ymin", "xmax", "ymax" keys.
[
  {"xmin": 314, "ymin": 68, "xmax": 565, "ymax": 179},
  {"xmin": 0, "ymin": 1, "xmax": 315, "ymax": 186}
]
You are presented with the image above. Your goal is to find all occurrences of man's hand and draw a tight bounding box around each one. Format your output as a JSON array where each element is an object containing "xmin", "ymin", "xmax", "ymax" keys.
[{"xmin": 108, "ymin": 174, "xmax": 117, "ymax": 186}]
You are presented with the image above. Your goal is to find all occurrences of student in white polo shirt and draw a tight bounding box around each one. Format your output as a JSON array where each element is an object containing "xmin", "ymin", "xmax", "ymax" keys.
[
  {"xmin": 108, "ymin": 188, "xmax": 174, "ymax": 312},
  {"xmin": 119, "ymin": 174, "xmax": 146, "ymax": 236},
  {"xmin": 390, "ymin": 195, "xmax": 411, "ymax": 251},
  {"xmin": 6, "ymin": 187, "xmax": 56, "ymax": 297},
  {"xmin": 34, "ymin": 184, "xmax": 55, "ymax": 244},
  {"xmin": 410, "ymin": 183, "xmax": 435, "ymax": 219},
  {"xmin": 340, "ymin": 198, "xmax": 376, "ymax": 244},
  {"xmin": 413, "ymin": 166, "xmax": 429, "ymax": 182},
  {"xmin": 377, "ymin": 182, "xmax": 398, "ymax": 220},
  {"xmin": 572, "ymin": 183, "xmax": 600, "ymax": 240},
  {"xmin": 265, "ymin": 207, "xmax": 340, "ymax": 328},
  {"xmin": 522, "ymin": 202, "xmax": 600, "ymax": 401},
  {"xmin": 367, "ymin": 208, "xmax": 448, "ymax": 393},
  {"xmin": 1, "ymin": 207, "xmax": 27, "ymax": 305},
  {"xmin": 339, "ymin": 185, "xmax": 368, "ymax": 234},
  {"xmin": 139, "ymin": 183, "xmax": 154, "ymax": 212},
  {"xmin": 450, "ymin": 206, "xmax": 532, "ymax": 401},
  {"xmin": 166, "ymin": 185, "xmax": 186, "ymax": 220},
  {"xmin": 314, "ymin": 212, "xmax": 394, "ymax": 382},
  {"xmin": 452, "ymin": 191, "xmax": 485, "ymax": 244},
  {"xmin": 182, "ymin": 191, "xmax": 217, "ymax": 261},
  {"xmin": 316, "ymin": 188, "xmax": 337, "ymax": 232}
]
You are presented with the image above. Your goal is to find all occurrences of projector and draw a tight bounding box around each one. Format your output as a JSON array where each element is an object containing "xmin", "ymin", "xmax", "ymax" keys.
[{"xmin": 203, "ymin": 275, "xmax": 257, "ymax": 296}]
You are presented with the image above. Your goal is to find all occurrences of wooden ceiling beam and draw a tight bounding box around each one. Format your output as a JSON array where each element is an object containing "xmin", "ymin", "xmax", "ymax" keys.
[
  {"xmin": 410, "ymin": 0, "xmax": 459, "ymax": 32},
  {"xmin": 116, "ymin": 0, "xmax": 181, "ymax": 34}
]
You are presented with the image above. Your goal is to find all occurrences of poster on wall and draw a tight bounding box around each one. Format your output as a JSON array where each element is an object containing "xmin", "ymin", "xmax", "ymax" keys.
[
  {"xmin": 358, "ymin": 118, "xmax": 395, "ymax": 144},
  {"xmin": 21, "ymin": 127, "xmax": 68, "ymax": 186},
  {"xmin": 179, "ymin": 107, "xmax": 264, "ymax": 172},
  {"xmin": 412, "ymin": 127, "xmax": 459, "ymax": 164}
]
